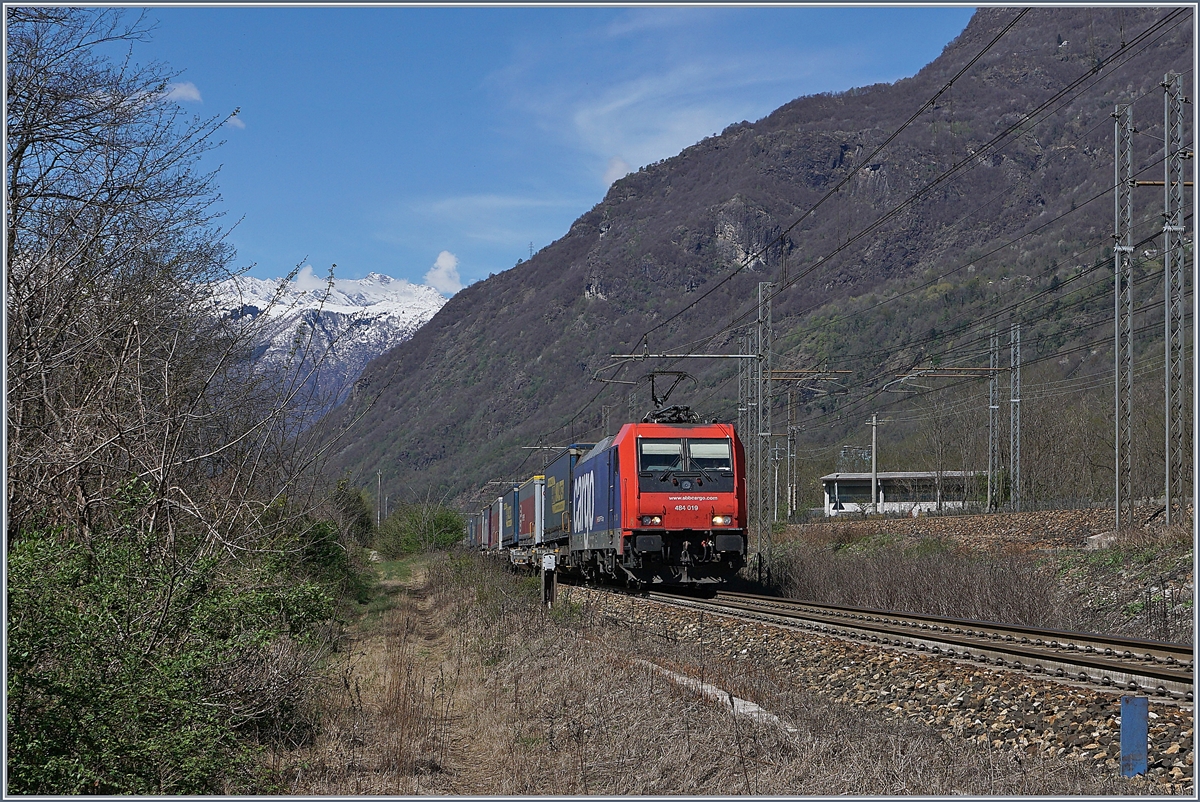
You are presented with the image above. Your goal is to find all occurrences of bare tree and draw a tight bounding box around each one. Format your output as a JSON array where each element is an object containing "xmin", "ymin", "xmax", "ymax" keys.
[
  {"xmin": 5, "ymin": 11, "xmax": 368, "ymax": 791},
  {"xmin": 6, "ymin": 8, "xmax": 241, "ymax": 535}
]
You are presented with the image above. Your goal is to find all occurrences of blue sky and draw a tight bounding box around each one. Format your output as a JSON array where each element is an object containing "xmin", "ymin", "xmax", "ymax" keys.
[{"xmin": 131, "ymin": 5, "xmax": 976, "ymax": 293}]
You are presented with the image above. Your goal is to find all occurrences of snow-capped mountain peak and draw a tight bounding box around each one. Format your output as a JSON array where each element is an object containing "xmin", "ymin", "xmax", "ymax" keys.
[
  {"xmin": 213, "ymin": 266, "xmax": 447, "ymax": 414},
  {"xmin": 217, "ymin": 265, "xmax": 446, "ymax": 319}
]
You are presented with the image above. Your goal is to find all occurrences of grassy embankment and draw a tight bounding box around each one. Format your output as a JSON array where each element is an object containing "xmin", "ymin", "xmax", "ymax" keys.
[
  {"xmin": 769, "ymin": 516, "xmax": 1193, "ymax": 643},
  {"xmin": 274, "ymin": 550, "xmax": 1161, "ymax": 795}
]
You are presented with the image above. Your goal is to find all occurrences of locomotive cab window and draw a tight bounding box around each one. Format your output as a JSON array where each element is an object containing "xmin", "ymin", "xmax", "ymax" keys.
[
  {"xmin": 687, "ymin": 440, "xmax": 733, "ymax": 473},
  {"xmin": 639, "ymin": 440, "xmax": 683, "ymax": 473},
  {"xmin": 638, "ymin": 437, "xmax": 735, "ymax": 493}
]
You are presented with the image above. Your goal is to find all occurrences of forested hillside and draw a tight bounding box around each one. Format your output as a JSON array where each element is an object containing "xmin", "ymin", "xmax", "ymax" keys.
[{"xmin": 324, "ymin": 7, "xmax": 1192, "ymax": 510}]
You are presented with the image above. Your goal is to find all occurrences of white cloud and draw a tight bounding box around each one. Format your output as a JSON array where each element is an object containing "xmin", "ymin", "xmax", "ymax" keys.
[
  {"xmin": 603, "ymin": 156, "xmax": 631, "ymax": 186},
  {"xmin": 489, "ymin": 16, "xmax": 850, "ymax": 189},
  {"xmin": 568, "ymin": 62, "xmax": 773, "ymax": 176},
  {"xmin": 429, "ymin": 194, "xmax": 558, "ymax": 216},
  {"xmin": 224, "ymin": 114, "xmax": 246, "ymax": 130},
  {"xmin": 294, "ymin": 264, "xmax": 326, "ymax": 292},
  {"xmin": 424, "ymin": 251, "xmax": 463, "ymax": 296},
  {"xmin": 166, "ymin": 81, "xmax": 202, "ymax": 102},
  {"xmin": 603, "ymin": 7, "xmax": 726, "ymax": 38}
]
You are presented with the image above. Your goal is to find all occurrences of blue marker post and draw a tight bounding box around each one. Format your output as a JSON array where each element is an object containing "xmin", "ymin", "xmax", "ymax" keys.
[{"xmin": 1120, "ymin": 696, "xmax": 1148, "ymax": 778}]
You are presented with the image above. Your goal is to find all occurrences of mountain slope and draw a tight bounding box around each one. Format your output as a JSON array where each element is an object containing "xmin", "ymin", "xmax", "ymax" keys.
[{"xmin": 321, "ymin": 7, "xmax": 1192, "ymax": 506}]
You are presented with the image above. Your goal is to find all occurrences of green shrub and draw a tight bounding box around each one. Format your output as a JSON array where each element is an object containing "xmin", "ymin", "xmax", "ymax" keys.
[
  {"xmin": 298, "ymin": 519, "xmax": 373, "ymax": 604},
  {"xmin": 374, "ymin": 504, "xmax": 464, "ymax": 558},
  {"xmin": 331, "ymin": 478, "xmax": 375, "ymax": 548},
  {"xmin": 6, "ymin": 524, "xmax": 336, "ymax": 794}
]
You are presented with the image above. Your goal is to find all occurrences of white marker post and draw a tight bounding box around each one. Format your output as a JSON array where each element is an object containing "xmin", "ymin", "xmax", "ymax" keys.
[{"xmin": 540, "ymin": 553, "xmax": 557, "ymax": 607}]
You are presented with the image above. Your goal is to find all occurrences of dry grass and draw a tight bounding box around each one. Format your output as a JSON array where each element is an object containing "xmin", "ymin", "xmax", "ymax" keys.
[
  {"xmin": 1108, "ymin": 521, "xmax": 1194, "ymax": 551},
  {"xmin": 1054, "ymin": 523, "xmax": 1195, "ymax": 644},
  {"xmin": 770, "ymin": 519, "xmax": 1194, "ymax": 643},
  {"xmin": 276, "ymin": 565, "xmax": 467, "ymax": 794},
  {"xmin": 274, "ymin": 553, "xmax": 1165, "ymax": 795},
  {"xmin": 770, "ymin": 538, "xmax": 1063, "ymax": 627}
]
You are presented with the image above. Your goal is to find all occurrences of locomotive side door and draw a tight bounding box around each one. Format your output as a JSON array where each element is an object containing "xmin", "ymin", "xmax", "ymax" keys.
[
  {"xmin": 609, "ymin": 451, "xmax": 619, "ymax": 552},
  {"xmin": 609, "ymin": 449, "xmax": 620, "ymax": 553}
]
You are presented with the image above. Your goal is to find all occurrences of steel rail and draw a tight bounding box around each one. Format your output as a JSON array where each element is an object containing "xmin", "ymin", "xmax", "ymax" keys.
[
  {"xmin": 718, "ymin": 591, "xmax": 1194, "ymax": 666},
  {"xmin": 643, "ymin": 590, "xmax": 1194, "ymax": 702}
]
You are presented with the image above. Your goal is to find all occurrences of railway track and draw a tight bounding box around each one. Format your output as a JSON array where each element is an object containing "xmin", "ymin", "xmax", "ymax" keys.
[{"xmin": 645, "ymin": 589, "xmax": 1195, "ymax": 702}]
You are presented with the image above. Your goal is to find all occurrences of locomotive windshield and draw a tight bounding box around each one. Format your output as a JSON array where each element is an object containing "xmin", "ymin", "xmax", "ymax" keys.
[
  {"xmin": 687, "ymin": 440, "xmax": 733, "ymax": 472},
  {"xmin": 638, "ymin": 437, "xmax": 734, "ymax": 493},
  {"xmin": 639, "ymin": 440, "xmax": 683, "ymax": 473}
]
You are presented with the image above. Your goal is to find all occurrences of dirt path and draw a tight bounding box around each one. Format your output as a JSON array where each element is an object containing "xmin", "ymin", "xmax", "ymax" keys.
[{"xmin": 277, "ymin": 560, "xmax": 465, "ymax": 794}]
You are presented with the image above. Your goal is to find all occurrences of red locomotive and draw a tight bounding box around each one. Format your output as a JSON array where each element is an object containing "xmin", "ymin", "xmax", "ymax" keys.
[
  {"xmin": 565, "ymin": 419, "xmax": 747, "ymax": 588},
  {"xmin": 467, "ymin": 376, "xmax": 749, "ymax": 590}
]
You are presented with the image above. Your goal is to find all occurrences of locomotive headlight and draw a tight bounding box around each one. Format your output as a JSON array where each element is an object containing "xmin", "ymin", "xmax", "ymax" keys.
[
  {"xmin": 640, "ymin": 515, "xmax": 662, "ymax": 526},
  {"xmin": 712, "ymin": 515, "xmax": 733, "ymax": 526}
]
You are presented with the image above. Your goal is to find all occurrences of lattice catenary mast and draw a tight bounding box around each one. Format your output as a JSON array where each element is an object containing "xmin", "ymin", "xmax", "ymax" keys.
[
  {"xmin": 1162, "ymin": 72, "xmax": 1190, "ymax": 525},
  {"xmin": 1113, "ymin": 103, "xmax": 1135, "ymax": 529}
]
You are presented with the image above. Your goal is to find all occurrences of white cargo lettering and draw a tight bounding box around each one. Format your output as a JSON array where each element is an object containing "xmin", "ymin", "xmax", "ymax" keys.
[{"xmin": 573, "ymin": 469, "xmax": 595, "ymax": 534}]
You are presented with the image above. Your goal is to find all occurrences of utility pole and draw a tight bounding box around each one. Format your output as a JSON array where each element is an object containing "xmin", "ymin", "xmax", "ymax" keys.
[
  {"xmin": 376, "ymin": 469, "xmax": 382, "ymax": 528},
  {"xmin": 787, "ymin": 388, "xmax": 797, "ymax": 520},
  {"xmin": 1114, "ymin": 103, "xmax": 1136, "ymax": 530},
  {"xmin": 988, "ymin": 329, "xmax": 999, "ymax": 511},
  {"xmin": 869, "ymin": 413, "xmax": 879, "ymax": 513},
  {"xmin": 1163, "ymin": 72, "xmax": 1189, "ymax": 525},
  {"xmin": 737, "ymin": 331, "xmax": 750, "ymax": 441},
  {"xmin": 1010, "ymin": 323, "xmax": 1022, "ymax": 513},
  {"xmin": 770, "ymin": 441, "xmax": 787, "ymax": 522}
]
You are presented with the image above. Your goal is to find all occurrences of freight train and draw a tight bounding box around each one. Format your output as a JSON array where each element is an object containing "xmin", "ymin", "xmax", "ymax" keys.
[{"xmin": 464, "ymin": 417, "xmax": 748, "ymax": 590}]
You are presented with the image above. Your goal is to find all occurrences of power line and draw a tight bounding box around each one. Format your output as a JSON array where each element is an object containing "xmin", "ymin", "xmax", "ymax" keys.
[
  {"xmin": 690, "ymin": 216, "xmax": 1176, "ymax": 425},
  {"xmin": 640, "ymin": 7, "xmax": 1189, "ymax": 380},
  {"xmin": 657, "ymin": 54, "xmax": 1191, "ymax": 377},
  {"xmin": 687, "ymin": 8, "xmax": 1190, "ymax": 355}
]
